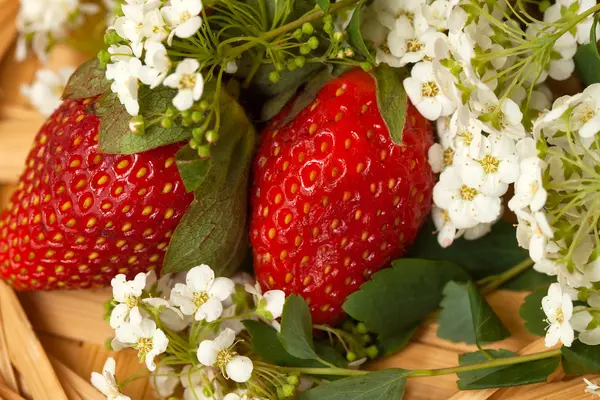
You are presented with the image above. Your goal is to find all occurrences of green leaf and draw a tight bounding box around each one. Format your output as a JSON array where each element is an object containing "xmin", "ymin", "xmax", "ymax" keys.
[
  {"xmin": 62, "ymin": 58, "xmax": 109, "ymax": 100},
  {"xmin": 175, "ymin": 146, "xmax": 211, "ymax": 192},
  {"xmin": 408, "ymin": 219, "xmax": 528, "ymax": 281},
  {"xmin": 297, "ymin": 369, "xmax": 407, "ymax": 400},
  {"xmin": 97, "ymin": 87, "xmax": 193, "ymax": 154},
  {"xmin": 370, "ymin": 65, "xmax": 408, "ymax": 144},
  {"xmin": 562, "ymin": 340, "xmax": 600, "ymax": 374},
  {"xmin": 502, "ymin": 268, "xmax": 554, "ymax": 291},
  {"xmin": 317, "ymin": 0, "xmax": 330, "ymax": 12},
  {"xmin": 278, "ymin": 295, "xmax": 319, "ymax": 360},
  {"xmin": 574, "ymin": 42, "xmax": 600, "ymax": 86},
  {"xmin": 438, "ymin": 281, "xmax": 510, "ymax": 344},
  {"xmin": 162, "ymin": 99, "xmax": 256, "ymax": 274},
  {"xmin": 457, "ymin": 349, "xmax": 560, "ymax": 390},
  {"xmin": 377, "ymin": 327, "xmax": 416, "ymax": 357},
  {"xmin": 343, "ymin": 259, "xmax": 470, "ymax": 338},
  {"xmin": 519, "ymin": 288, "xmax": 548, "ymax": 337},
  {"xmin": 347, "ymin": 4, "xmax": 376, "ymax": 64}
]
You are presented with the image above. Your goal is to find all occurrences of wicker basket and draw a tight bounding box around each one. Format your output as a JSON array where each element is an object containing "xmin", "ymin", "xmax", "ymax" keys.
[{"xmin": 0, "ymin": 5, "xmax": 598, "ymax": 398}]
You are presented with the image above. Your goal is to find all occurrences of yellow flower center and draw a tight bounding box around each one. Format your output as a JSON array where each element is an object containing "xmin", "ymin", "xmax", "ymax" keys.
[
  {"xmin": 443, "ymin": 148, "xmax": 454, "ymax": 165},
  {"xmin": 136, "ymin": 337, "xmax": 153, "ymax": 355},
  {"xmin": 481, "ymin": 154, "xmax": 499, "ymax": 174},
  {"xmin": 407, "ymin": 39, "xmax": 423, "ymax": 52},
  {"xmin": 193, "ymin": 291, "xmax": 209, "ymax": 308},
  {"xmin": 180, "ymin": 73, "xmax": 197, "ymax": 89},
  {"xmin": 421, "ymin": 82, "xmax": 439, "ymax": 97},
  {"xmin": 460, "ymin": 185, "xmax": 478, "ymax": 201}
]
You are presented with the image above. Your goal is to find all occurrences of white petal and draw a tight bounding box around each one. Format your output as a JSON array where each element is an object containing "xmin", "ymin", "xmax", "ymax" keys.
[
  {"xmin": 196, "ymin": 296, "xmax": 223, "ymax": 322},
  {"xmin": 560, "ymin": 322, "xmax": 574, "ymax": 346},
  {"xmin": 209, "ymin": 277, "xmax": 235, "ymax": 301},
  {"xmin": 544, "ymin": 323, "xmax": 560, "ymax": 347},
  {"xmin": 110, "ymin": 304, "xmax": 130, "ymax": 329},
  {"xmin": 226, "ymin": 356, "xmax": 253, "ymax": 383},
  {"xmin": 187, "ymin": 264, "xmax": 215, "ymax": 292},
  {"xmin": 264, "ymin": 290, "xmax": 285, "ymax": 319},
  {"xmin": 471, "ymin": 195, "xmax": 501, "ymax": 223},
  {"xmin": 197, "ymin": 340, "xmax": 219, "ymax": 366},
  {"xmin": 214, "ymin": 327, "xmax": 236, "ymax": 349},
  {"xmin": 90, "ymin": 372, "xmax": 110, "ymax": 395},
  {"xmin": 175, "ymin": 16, "xmax": 202, "ymax": 38}
]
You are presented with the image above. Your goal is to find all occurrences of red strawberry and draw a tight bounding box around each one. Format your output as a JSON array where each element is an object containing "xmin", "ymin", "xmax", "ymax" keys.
[
  {"xmin": 250, "ymin": 68, "xmax": 435, "ymax": 325},
  {"xmin": 0, "ymin": 97, "xmax": 193, "ymax": 290}
]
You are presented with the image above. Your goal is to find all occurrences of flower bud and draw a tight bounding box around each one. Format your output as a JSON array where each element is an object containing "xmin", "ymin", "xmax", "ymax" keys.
[
  {"xmin": 307, "ymin": 36, "xmax": 319, "ymax": 49},
  {"xmin": 302, "ymin": 22, "xmax": 314, "ymax": 35},
  {"xmin": 287, "ymin": 59, "xmax": 298, "ymax": 71},
  {"xmin": 129, "ymin": 115, "xmax": 145, "ymax": 135},
  {"xmin": 366, "ymin": 345, "xmax": 379, "ymax": 359},
  {"xmin": 333, "ymin": 31, "xmax": 343, "ymax": 42},
  {"xmin": 191, "ymin": 111, "xmax": 203, "ymax": 123},
  {"xmin": 161, "ymin": 117, "xmax": 173, "ymax": 129},
  {"xmin": 205, "ymin": 130, "xmax": 219, "ymax": 143},
  {"xmin": 293, "ymin": 29, "xmax": 303, "ymax": 40},
  {"xmin": 269, "ymin": 71, "xmax": 280, "ymax": 83},
  {"xmin": 346, "ymin": 351, "xmax": 357, "ymax": 362},
  {"xmin": 282, "ymin": 384, "xmax": 295, "ymax": 397},
  {"xmin": 197, "ymin": 145, "xmax": 211, "ymax": 159},
  {"xmin": 294, "ymin": 56, "xmax": 306, "ymax": 68},
  {"xmin": 299, "ymin": 44, "xmax": 311, "ymax": 55}
]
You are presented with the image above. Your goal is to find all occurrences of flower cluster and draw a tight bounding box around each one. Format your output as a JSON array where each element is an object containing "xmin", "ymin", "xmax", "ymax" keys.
[
  {"xmin": 362, "ymin": 0, "xmax": 597, "ymax": 248},
  {"xmin": 16, "ymin": 0, "xmax": 99, "ymax": 62},
  {"xmin": 513, "ymin": 85, "xmax": 600, "ymax": 349},
  {"xmin": 21, "ymin": 67, "xmax": 75, "ymax": 116},
  {"xmin": 91, "ymin": 265, "xmax": 288, "ymax": 399}
]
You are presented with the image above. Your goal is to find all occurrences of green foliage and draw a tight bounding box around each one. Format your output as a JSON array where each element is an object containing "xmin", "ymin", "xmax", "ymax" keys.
[
  {"xmin": 457, "ymin": 350, "xmax": 560, "ymax": 390},
  {"xmin": 371, "ymin": 65, "xmax": 408, "ymax": 144},
  {"xmin": 409, "ymin": 220, "xmax": 528, "ymax": 280},
  {"xmin": 343, "ymin": 259, "xmax": 470, "ymax": 338},
  {"xmin": 502, "ymin": 269, "xmax": 554, "ymax": 291},
  {"xmin": 175, "ymin": 146, "xmax": 211, "ymax": 192},
  {"xmin": 346, "ymin": 3, "xmax": 375, "ymax": 64},
  {"xmin": 279, "ymin": 295, "xmax": 320, "ymax": 360},
  {"xmin": 438, "ymin": 281, "xmax": 510, "ymax": 344},
  {"xmin": 297, "ymin": 369, "xmax": 407, "ymax": 400},
  {"xmin": 562, "ymin": 340, "xmax": 600, "ymax": 374},
  {"xmin": 317, "ymin": 0, "xmax": 330, "ymax": 13},
  {"xmin": 519, "ymin": 288, "xmax": 548, "ymax": 337},
  {"xmin": 574, "ymin": 40, "xmax": 600, "ymax": 86},
  {"xmin": 62, "ymin": 58, "xmax": 109, "ymax": 100}
]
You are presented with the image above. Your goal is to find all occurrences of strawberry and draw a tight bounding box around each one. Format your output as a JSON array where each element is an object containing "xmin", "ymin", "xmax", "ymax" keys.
[
  {"xmin": 0, "ymin": 97, "xmax": 193, "ymax": 290},
  {"xmin": 250, "ymin": 68, "xmax": 435, "ymax": 325}
]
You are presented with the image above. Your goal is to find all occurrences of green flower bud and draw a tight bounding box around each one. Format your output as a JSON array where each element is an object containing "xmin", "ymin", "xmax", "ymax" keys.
[
  {"xmin": 282, "ymin": 384, "xmax": 295, "ymax": 397},
  {"xmin": 355, "ymin": 322, "xmax": 368, "ymax": 334},
  {"xmin": 161, "ymin": 117, "xmax": 173, "ymax": 129},
  {"xmin": 181, "ymin": 110, "xmax": 191, "ymax": 118},
  {"xmin": 97, "ymin": 50, "xmax": 111, "ymax": 66},
  {"xmin": 299, "ymin": 44, "xmax": 311, "ymax": 55},
  {"xmin": 323, "ymin": 21, "xmax": 333, "ymax": 34},
  {"xmin": 294, "ymin": 56, "xmax": 306, "ymax": 68},
  {"xmin": 275, "ymin": 61, "xmax": 286, "ymax": 72},
  {"xmin": 199, "ymin": 100, "xmax": 209, "ymax": 110},
  {"xmin": 287, "ymin": 59, "xmax": 298, "ymax": 71},
  {"xmin": 346, "ymin": 351, "xmax": 357, "ymax": 362},
  {"xmin": 269, "ymin": 71, "xmax": 280, "ymax": 83},
  {"xmin": 293, "ymin": 29, "xmax": 303, "ymax": 40},
  {"xmin": 191, "ymin": 111, "xmax": 203, "ymax": 123},
  {"xmin": 333, "ymin": 31, "xmax": 343, "ymax": 42},
  {"xmin": 165, "ymin": 107, "xmax": 177, "ymax": 118},
  {"xmin": 361, "ymin": 334, "xmax": 371, "ymax": 344},
  {"xmin": 103, "ymin": 30, "xmax": 121, "ymax": 45},
  {"xmin": 129, "ymin": 115, "xmax": 145, "ymax": 135},
  {"xmin": 360, "ymin": 62, "xmax": 372, "ymax": 72},
  {"xmin": 366, "ymin": 345, "xmax": 379, "ymax": 359},
  {"xmin": 181, "ymin": 117, "xmax": 192, "ymax": 127},
  {"xmin": 539, "ymin": 0, "xmax": 551, "ymax": 12},
  {"xmin": 307, "ymin": 36, "xmax": 319, "ymax": 49},
  {"xmin": 197, "ymin": 145, "xmax": 211, "ymax": 159},
  {"xmin": 286, "ymin": 375, "xmax": 300, "ymax": 386},
  {"xmin": 189, "ymin": 138, "xmax": 200, "ymax": 149},
  {"xmin": 323, "ymin": 14, "xmax": 333, "ymax": 24},
  {"xmin": 205, "ymin": 130, "xmax": 219, "ymax": 143},
  {"xmin": 302, "ymin": 22, "xmax": 314, "ymax": 35},
  {"xmin": 192, "ymin": 127, "xmax": 203, "ymax": 138}
]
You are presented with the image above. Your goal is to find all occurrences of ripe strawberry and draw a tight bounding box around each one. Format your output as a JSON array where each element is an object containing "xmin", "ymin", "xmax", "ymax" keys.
[
  {"xmin": 250, "ymin": 68, "xmax": 435, "ymax": 325},
  {"xmin": 0, "ymin": 97, "xmax": 193, "ymax": 290}
]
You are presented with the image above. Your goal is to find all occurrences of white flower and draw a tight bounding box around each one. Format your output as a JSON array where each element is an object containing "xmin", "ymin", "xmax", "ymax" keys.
[
  {"xmin": 418, "ymin": 0, "xmax": 452, "ymax": 31},
  {"xmin": 515, "ymin": 210, "xmax": 554, "ymax": 262},
  {"xmin": 460, "ymin": 133, "xmax": 519, "ymax": 198},
  {"xmin": 570, "ymin": 84, "xmax": 600, "ymax": 138},
  {"xmin": 373, "ymin": 0, "xmax": 426, "ymax": 30},
  {"xmin": 570, "ymin": 307, "xmax": 600, "ymax": 345},
  {"xmin": 544, "ymin": 0, "xmax": 599, "ymax": 44},
  {"xmin": 584, "ymin": 378, "xmax": 600, "ymax": 396},
  {"xmin": 110, "ymin": 272, "xmax": 151, "ymax": 329},
  {"xmin": 509, "ymin": 157, "xmax": 547, "ymax": 212},
  {"xmin": 428, "ymin": 143, "xmax": 445, "ymax": 173},
  {"xmin": 139, "ymin": 41, "xmax": 171, "ymax": 88},
  {"xmin": 21, "ymin": 67, "xmax": 74, "ymax": 116},
  {"xmin": 113, "ymin": 5, "xmax": 148, "ymax": 57},
  {"xmin": 142, "ymin": 9, "xmax": 168, "ymax": 42},
  {"xmin": 106, "ymin": 58, "xmax": 141, "ymax": 116},
  {"xmin": 448, "ymin": 105, "xmax": 484, "ymax": 158},
  {"xmin": 162, "ymin": 0, "xmax": 203, "ymax": 43},
  {"xmin": 244, "ymin": 283, "xmax": 285, "ymax": 320},
  {"xmin": 432, "ymin": 206, "xmax": 457, "ymax": 247},
  {"xmin": 433, "ymin": 166, "xmax": 501, "ymax": 228},
  {"xmin": 163, "ymin": 58, "xmax": 205, "ymax": 111},
  {"xmin": 542, "ymin": 283, "xmax": 575, "ymax": 347},
  {"xmin": 386, "ymin": 18, "xmax": 447, "ymax": 67},
  {"xmin": 404, "ymin": 61, "xmax": 456, "ymax": 121},
  {"xmin": 150, "ymin": 366, "xmax": 179, "ymax": 398},
  {"xmin": 115, "ymin": 320, "xmax": 168, "ymax": 371},
  {"xmin": 170, "ymin": 264, "xmax": 235, "ymax": 322},
  {"xmin": 91, "ymin": 358, "xmax": 130, "ymax": 400},
  {"xmin": 197, "ymin": 328, "xmax": 253, "ymax": 383},
  {"xmin": 472, "ymin": 88, "xmax": 526, "ymax": 139}
]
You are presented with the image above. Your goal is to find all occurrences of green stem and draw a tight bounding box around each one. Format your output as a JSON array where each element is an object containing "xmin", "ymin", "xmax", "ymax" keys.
[
  {"xmin": 224, "ymin": 0, "xmax": 361, "ymax": 58},
  {"xmin": 478, "ymin": 258, "xmax": 535, "ymax": 294},
  {"xmin": 282, "ymin": 349, "xmax": 562, "ymax": 378}
]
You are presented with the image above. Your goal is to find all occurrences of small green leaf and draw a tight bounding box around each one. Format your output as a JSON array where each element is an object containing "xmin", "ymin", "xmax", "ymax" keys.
[
  {"xmin": 347, "ymin": 4, "xmax": 376, "ymax": 64},
  {"xmin": 438, "ymin": 281, "xmax": 510, "ymax": 344},
  {"xmin": 97, "ymin": 87, "xmax": 193, "ymax": 154},
  {"xmin": 408, "ymin": 220, "xmax": 528, "ymax": 281},
  {"xmin": 162, "ymin": 113, "xmax": 255, "ymax": 275},
  {"xmin": 343, "ymin": 259, "xmax": 470, "ymax": 338},
  {"xmin": 370, "ymin": 65, "xmax": 408, "ymax": 144},
  {"xmin": 377, "ymin": 327, "xmax": 416, "ymax": 357},
  {"xmin": 62, "ymin": 58, "xmax": 109, "ymax": 100},
  {"xmin": 574, "ymin": 42, "xmax": 600, "ymax": 86},
  {"xmin": 562, "ymin": 340, "xmax": 600, "ymax": 374},
  {"xmin": 175, "ymin": 146, "xmax": 211, "ymax": 192},
  {"xmin": 278, "ymin": 295, "xmax": 319, "ymax": 360},
  {"xmin": 297, "ymin": 369, "xmax": 407, "ymax": 400},
  {"xmin": 317, "ymin": 0, "xmax": 330, "ymax": 12},
  {"xmin": 457, "ymin": 349, "xmax": 560, "ymax": 390},
  {"xmin": 519, "ymin": 288, "xmax": 548, "ymax": 337}
]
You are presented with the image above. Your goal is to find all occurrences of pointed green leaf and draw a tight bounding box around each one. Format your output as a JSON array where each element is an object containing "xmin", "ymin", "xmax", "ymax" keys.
[
  {"xmin": 343, "ymin": 259, "xmax": 470, "ymax": 338},
  {"xmin": 562, "ymin": 340, "xmax": 600, "ymax": 374},
  {"xmin": 175, "ymin": 145, "xmax": 211, "ymax": 192},
  {"xmin": 438, "ymin": 281, "xmax": 510, "ymax": 344},
  {"xmin": 62, "ymin": 58, "xmax": 109, "ymax": 100},
  {"xmin": 347, "ymin": 4, "xmax": 376, "ymax": 64},
  {"xmin": 317, "ymin": 0, "xmax": 330, "ymax": 12},
  {"xmin": 371, "ymin": 65, "xmax": 408, "ymax": 144},
  {"xmin": 519, "ymin": 288, "xmax": 548, "ymax": 337},
  {"xmin": 457, "ymin": 349, "xmax": 560, "ymax": 389},
  {"xmin": 278, "ymin": 295, "xmax": 319, "ymax": 360},
  {"xmin": 297, "ymin": 369, "xmax": 407, "ymax": 400}
]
